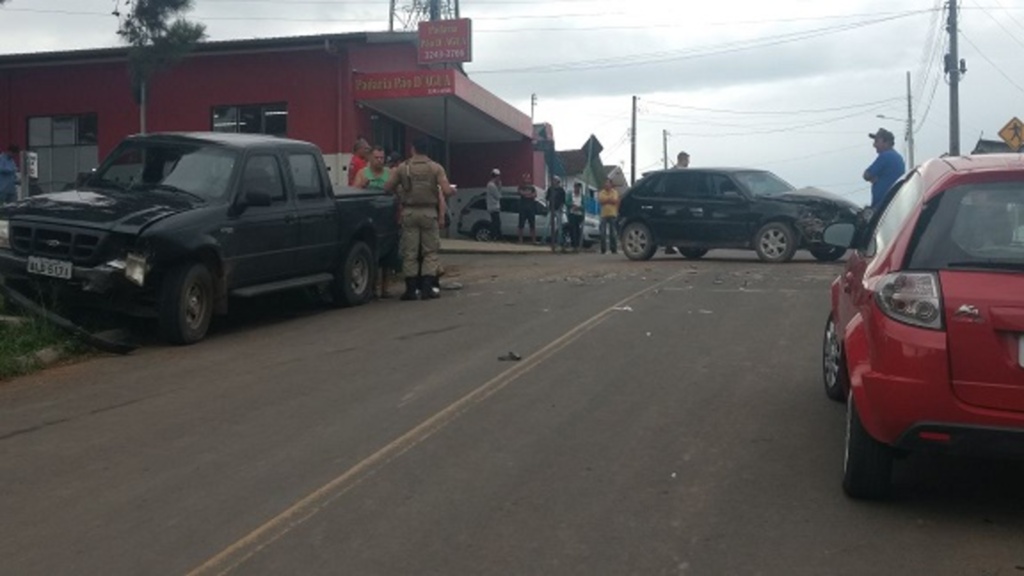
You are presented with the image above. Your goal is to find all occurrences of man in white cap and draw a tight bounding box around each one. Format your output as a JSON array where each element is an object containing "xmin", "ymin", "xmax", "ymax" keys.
[{"xmin": 486, "ymin": 168, "xmax": 502, "ymax": 241}]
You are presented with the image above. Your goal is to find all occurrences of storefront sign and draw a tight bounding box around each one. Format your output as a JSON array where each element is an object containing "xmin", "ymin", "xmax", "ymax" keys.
[
  {"xmin": 417, "ymin": 18, "xmax": 472, "ymax": 65},
  {"xmin": 353, "ymin": 70, "xmax": 456, "ymax": 100}
]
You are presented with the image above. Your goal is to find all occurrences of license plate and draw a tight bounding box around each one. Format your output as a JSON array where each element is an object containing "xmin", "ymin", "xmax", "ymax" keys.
[{"xmin": 27, "ymin": 256, "xmax": 73, "ymax": 280}]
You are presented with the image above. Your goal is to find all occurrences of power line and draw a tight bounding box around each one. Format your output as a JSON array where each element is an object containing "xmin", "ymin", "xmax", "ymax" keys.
[
  {"xmin": 471, "ymin": 10, "xmax": 934, "ymax": 74},
  {"xmin": 959, "ymin": 30, "xmax": 1024, "ymax": 96},
  {"xmin": 968, "ymin": 0, "xmax": 1024, "ymax": 50},
  {"xmin": 643, "ymin": 97, "xmax": 903, "ymax": 117}
]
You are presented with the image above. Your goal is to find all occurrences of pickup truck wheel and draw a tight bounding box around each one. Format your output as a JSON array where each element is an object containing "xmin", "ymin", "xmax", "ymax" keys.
[
  {"xmin": 159, "ymin": 262, "xmax": 214, "ymax": 345},
  {"xmin": 810, "ymin": 246, "xmax": 847, "ymax": 262},
  {"xmin": 754, "ymin": 222, "xmax": 798, "ymax": 263},
  {"xmin": 621, "ymin": 221, "xmax": 656, "ymax": 261},
  {"xmin": 331, "ymin": 241, "xmax": 376, "ymax": 307},
  {"xmin": 822, "ymin": 313, "xmax": 849, "ymax": 402},
  {"xmin": 679, "ymin": 248, "xmax": 709, "ymax": 260},
  {"xmin": 843, "ymin": 395, "xmax": 894, "ymax": 499}
]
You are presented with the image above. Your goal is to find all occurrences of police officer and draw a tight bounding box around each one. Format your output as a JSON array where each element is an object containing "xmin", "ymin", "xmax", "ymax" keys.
[{"xmin": 384, "ymin": 137, "xmax": 453, "ymax": 301}]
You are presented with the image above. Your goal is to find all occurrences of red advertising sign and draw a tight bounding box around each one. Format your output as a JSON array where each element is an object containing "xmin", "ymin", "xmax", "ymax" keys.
[
  {"xmin": 417, "ymin": 18, "xmax": 472, "ymax": 64},
  {"xmin": 353, "ymin": 70, "xmax": 457, "ymax": 100}
]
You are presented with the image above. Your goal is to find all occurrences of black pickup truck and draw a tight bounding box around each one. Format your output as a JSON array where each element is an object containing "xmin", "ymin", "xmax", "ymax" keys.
[{"xmin": 0, "ymin": 132, "xmax": 398, "ymax": 344}]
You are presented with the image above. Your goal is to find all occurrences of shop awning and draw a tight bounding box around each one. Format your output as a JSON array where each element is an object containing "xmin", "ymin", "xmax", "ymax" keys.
[{"xmin": 353, "ymin": 70, "xmax": 532, "ymax": 143}]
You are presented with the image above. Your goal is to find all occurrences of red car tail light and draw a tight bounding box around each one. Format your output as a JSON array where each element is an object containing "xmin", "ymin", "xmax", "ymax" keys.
[{"xmin": 874, "ymin": 272, "xmax": 943, "ymax": 330}]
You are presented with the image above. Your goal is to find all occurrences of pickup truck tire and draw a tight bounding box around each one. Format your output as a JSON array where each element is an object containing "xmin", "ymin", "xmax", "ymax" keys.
[
  {"xmin": 331, "ymin": 241, "xmax": 376, "ymax": 307},
  {"xmin": 754, "ymin": 222, "xmax": 798, "ymax": 263},
  {"xmin": 159, "ymin": 262, "xmax": 214, "ymax": 345}
]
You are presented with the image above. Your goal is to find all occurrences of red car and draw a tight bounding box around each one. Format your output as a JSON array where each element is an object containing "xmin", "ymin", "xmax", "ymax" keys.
[{"xmin": 821, "ymin": 154, "xmax": 1024, "ymax": 499}]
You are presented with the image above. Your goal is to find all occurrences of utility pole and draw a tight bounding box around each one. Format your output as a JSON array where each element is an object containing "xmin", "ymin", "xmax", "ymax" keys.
[
  {"xmin": 905, "ymin": 71, "xmax": 915, "ymax": 168},
  {"xmin": 389, "ymin": 0, "xmax": 395, "ymax": 30},
  {"xmin": 531, "ymin": 93, "xmax": 537, "ymax": 121},
  {"xmin": 662, "ymin": 129, "xmax": 669, "ymax": 169},
  {"xmin": 630, "ymin": 95, "xmax": 638, "ymax": 185},
  {"xmin": 946, "ymin": 0, "xmax": 964, "ymax": 156},
  {"xmin": 429, "ymin": 0, "xmax": 440, "ymax": 20}
]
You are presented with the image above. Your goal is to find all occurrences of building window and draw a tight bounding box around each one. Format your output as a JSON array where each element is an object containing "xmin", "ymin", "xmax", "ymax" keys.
[
  {"xmin": 212, "ymin": 103, "xmax": 287, "ymax": 136},
  {"xmin": 26, "ymin": 114, "xmax": 99, "ymax": 194}
]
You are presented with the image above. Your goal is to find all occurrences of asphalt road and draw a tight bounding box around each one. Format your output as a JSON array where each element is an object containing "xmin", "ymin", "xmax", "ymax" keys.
[{"xmin": 2, "ymin": 250, "xmax": 1023, "ymax": 575}]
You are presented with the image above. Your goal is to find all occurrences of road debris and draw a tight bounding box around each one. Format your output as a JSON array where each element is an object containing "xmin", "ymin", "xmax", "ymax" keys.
[
  {"xmin": 498, "ymin": 351, "xmax": 522, "ymax": 361},
  {"xmin": 612, "ymin": 306, "xmax": 634, "ymax": 312}
]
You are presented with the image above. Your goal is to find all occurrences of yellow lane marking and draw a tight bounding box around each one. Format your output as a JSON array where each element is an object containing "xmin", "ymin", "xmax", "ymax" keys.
[{"xmin": 186, "ymin": 271, "xmax": 686, "ymax": 576}]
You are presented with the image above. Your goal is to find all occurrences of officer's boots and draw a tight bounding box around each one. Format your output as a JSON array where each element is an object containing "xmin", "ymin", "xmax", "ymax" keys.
[
  {"xmin": 400, "ymin": 277, "xmax": 420, "ymax": 301},
  {"xmin": 421, "ymin": 276, "xmax": 440, "ymax": 299}
]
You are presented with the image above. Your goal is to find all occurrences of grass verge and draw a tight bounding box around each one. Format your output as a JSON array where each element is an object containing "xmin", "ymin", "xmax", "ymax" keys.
[{"xmin": 0, "ymin": 294, "xmax": 89, "ymax": 381}]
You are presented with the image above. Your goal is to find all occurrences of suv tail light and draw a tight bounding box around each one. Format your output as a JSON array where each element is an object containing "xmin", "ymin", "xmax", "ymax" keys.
[{"xmin": 874, "ymin": 272, "xmax": 943, "ymax": 330}]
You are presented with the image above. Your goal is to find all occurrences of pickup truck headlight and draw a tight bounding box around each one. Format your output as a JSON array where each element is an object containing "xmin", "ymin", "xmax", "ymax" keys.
[
  {"xmin": 0, "ymin": 220, "xmax": 9, "ymax": 249},
  {"xmin": 124, "ymin": 252, "xmax": 148, "ymax": 287}
]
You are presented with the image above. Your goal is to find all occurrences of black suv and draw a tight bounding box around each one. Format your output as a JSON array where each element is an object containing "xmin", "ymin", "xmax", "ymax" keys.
[{"xmin": 616, "ymin": 168, "xmax": 862, "ymax": 263}]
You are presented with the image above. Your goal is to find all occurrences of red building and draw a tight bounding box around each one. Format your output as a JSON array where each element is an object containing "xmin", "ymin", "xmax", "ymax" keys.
[{"xmin": 0, "ymin": 32, "xmax": 536, "ymax": 193}]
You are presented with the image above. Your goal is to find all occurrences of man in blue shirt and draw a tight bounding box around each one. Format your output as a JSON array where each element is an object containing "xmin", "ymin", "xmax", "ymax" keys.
[
  {"xmin": 863, "ymin": 128, "xmax": 905, "ymax": 208},
  {"xmin": 0, "ymin": 146, "xmax": 19, "ymax": 204}
]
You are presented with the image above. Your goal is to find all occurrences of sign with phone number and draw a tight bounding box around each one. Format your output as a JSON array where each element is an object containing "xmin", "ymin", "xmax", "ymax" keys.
[{"xmin": 418, "ymin": 18, "xmax": 472, "ymax": 64}]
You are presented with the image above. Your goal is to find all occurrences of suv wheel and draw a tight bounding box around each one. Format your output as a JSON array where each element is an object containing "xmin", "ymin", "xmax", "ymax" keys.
[
  {"xmin": 822, "ymin": 313, "xmax": 849, "ymax": 402},
  {"xmin": 843, "ymin": 395, "xmax": 894, "ymax": 499},
  {"xmin": 754, "ymin": 222, "xmax": 798, "ymax": 263},
  {"xmin": 810, "ymin": 246, "xmax": 846, "ymax": 262},
  {"xmin": 621, "ymin": 221, "xmax": 656, "ymax": 261},
  {"xmin": 471, "ymin": 223, "xmax": 493, "ymax": 242},
  {"xmin": 159, "ymin": 262, "xmax": 214, "ymax": 345},
  {"xmin": 679, "ymin": 248, "xmax": 708, "ymax": 260}
]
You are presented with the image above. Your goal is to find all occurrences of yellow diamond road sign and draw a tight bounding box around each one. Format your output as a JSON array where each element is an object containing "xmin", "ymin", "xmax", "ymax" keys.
[{"xmin": 999, "ymin": 117, "xmax": 1024, "ymax": 151}]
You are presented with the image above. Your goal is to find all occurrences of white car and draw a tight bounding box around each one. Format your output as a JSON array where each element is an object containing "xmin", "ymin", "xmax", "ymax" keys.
[{"xmin": 457, "ymin": 192, "xmax": 555, "ymax": 242}]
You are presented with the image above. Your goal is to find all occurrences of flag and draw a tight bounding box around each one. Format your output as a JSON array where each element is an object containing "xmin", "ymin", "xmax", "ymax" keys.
[{"xmin": 581, "ymin": 134, "xmax": 605, "ymax": 189}]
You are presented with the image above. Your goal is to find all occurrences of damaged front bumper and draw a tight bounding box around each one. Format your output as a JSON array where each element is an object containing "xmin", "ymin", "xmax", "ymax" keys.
[{"xmin": 0, "ymin": 249, "xmax": 141, "ymax": 294}]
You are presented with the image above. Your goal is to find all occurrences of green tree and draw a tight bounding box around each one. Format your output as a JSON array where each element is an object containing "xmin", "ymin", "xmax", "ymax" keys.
[{"xmin": 117, "ymin": 0, "xmax": 206, "ymax": 133}]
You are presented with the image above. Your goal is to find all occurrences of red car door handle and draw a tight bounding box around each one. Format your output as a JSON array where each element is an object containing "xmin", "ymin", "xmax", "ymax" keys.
[{"xmin": 843, "ymin": 272, "xmax": 854, "ymax": 293}]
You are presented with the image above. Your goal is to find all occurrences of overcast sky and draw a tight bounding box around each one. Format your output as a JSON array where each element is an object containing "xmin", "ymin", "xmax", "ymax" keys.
[{"xmin": 3, "ymin": 0, "xmax": 1024, "ymax": 205}]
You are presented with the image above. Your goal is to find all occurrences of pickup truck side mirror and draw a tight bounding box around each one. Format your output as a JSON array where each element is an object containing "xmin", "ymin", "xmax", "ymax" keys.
[
  {"xmin": 231, "ymin": 190, "xmax": 273, "ymax": 216},
  {"xmin": 822, "ymin": 222, "xmax": 856, "ymax": 249}
]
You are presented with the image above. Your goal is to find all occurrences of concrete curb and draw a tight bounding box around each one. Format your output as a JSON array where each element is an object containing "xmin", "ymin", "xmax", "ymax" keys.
[{"xmin": 16, "ymin": 345, "xmax": 67, "ymax": 371}]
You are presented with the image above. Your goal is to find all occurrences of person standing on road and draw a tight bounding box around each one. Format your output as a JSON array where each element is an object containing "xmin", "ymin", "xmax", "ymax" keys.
[
  {"xmin": 517, "ymin": 176, "xmax": 538, "ymax": 245},
  {"xmin": 384, "ymin": 137, "xmax": 453, "ymax": 301},
  {"xmin": 486, "ymin": 168, "xmax": 502, "ymax": 241},
  {"xmin": 0, "ymin": 145, "xmax": 19, "ymax": 204},
  {"xmin": 566, "ymin": 181, "xmax": 585, "ymax": 252},
  {"xmin": 347, "ymin": 138, "xmax": 371, "ymax": 186},
  {"xmin": 598, "ymin": 177, "xmax": 620, "ymax": 254},
  {"xmin": 863, "ymin": 128, "xmax": 906, "ymax": 209},
  {"xmin": 355, "ymin": 146, "xmax": 399, "ymax": 298},
  {"xmin": 545, "ymin": 176, "xmax": 567, "ymax": 252}
]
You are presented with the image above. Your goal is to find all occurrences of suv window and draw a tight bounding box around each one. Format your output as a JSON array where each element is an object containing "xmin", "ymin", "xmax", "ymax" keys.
[
  {"xmin": 660, "ymin": 171, "xmax": 709, "ymax": 199},
  {"xmin": 733, "ymin": 170, "xmax": 794, "ymax": 197},
  {"xmin": 288, "ymin": 153, "xmax": 324, "ymax": 200},
  {"xmin": 241, "ymin": 154, "xmax": 287, "ymax": 203},
  {"xmin": 708, "ymin": 174, "xmax": 742, "ymax": 197},
  {"xmin": 908, "ymin": 181, "xmax": 1024, "ymax": 270},
  {"xmin": 469, "ymin": 197, "xmax": 486, "ymax": 210}
]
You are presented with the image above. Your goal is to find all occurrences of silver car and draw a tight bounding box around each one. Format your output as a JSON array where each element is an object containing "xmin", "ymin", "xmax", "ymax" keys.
[{"xmin": 457, "ymin": 192, "xmax": 554, "ymax": 242}]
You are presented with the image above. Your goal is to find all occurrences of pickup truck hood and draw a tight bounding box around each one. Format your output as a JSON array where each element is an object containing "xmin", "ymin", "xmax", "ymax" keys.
[
  {"xmin": 782, "ymin": 186, "xmax": 861, "ymax": 211},
  {"xmin": 0, "ymin": 189, "xmax": 195, "ymax": 233}
]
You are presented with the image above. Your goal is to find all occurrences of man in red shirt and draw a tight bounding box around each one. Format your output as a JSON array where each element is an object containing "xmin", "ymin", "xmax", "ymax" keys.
[{"xmin": 347, "ymin": 138, "xmax": 371, "ymax": 186}]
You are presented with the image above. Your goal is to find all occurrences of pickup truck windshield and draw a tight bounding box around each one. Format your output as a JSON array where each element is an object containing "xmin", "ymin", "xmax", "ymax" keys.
[
  {"xmin": 733, "ymin": 170, "xmax": 795, "ymax": 197},
  {"xmin": 908, "ymin": 182, "xmax": 1024, "ymax": 272},
  {"xmin": 87, "ymin": 142, "xmax": 238, "ymax": 201}
]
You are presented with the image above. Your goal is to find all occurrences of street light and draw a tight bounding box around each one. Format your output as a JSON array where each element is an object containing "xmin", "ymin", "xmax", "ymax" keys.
[{"xmin": 876, "ymin": 114, "xmax": 915, "ymax": 168}]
